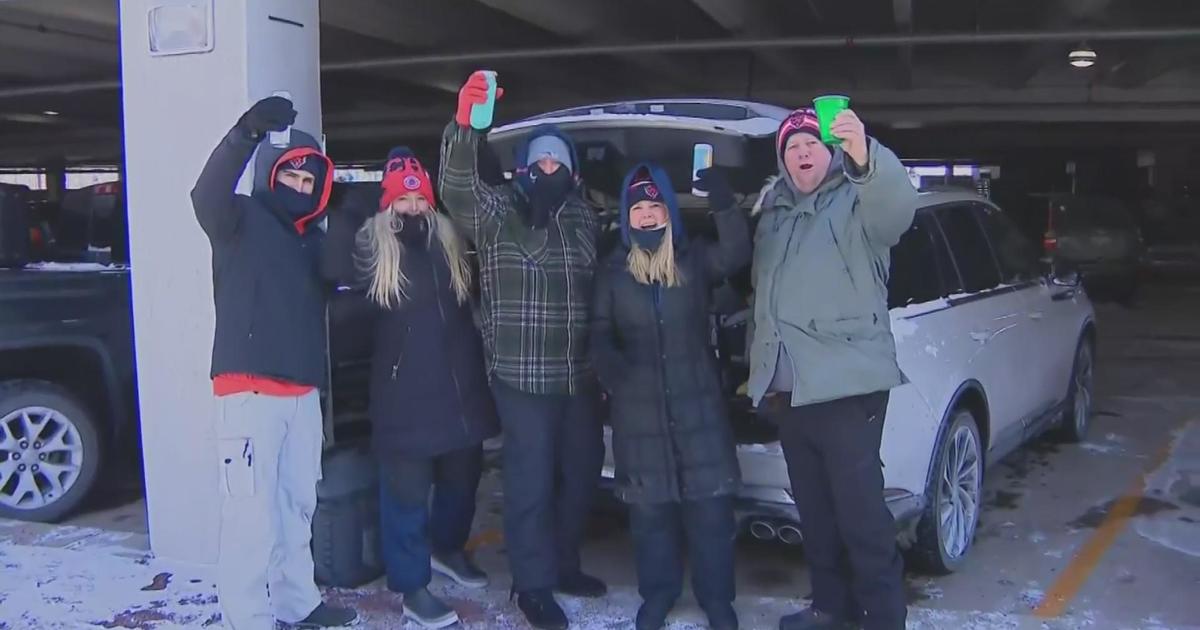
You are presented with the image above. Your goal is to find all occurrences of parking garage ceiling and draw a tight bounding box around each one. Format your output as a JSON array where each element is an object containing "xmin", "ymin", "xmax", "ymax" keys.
[{"xmin": 1, "ymin": 0, "xmax": 1200, "ymax": 165}]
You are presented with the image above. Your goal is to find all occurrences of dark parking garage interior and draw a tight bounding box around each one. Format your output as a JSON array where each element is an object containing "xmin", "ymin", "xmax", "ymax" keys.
[
  {"xmin": 4, "ymin": 1, "xmax": 1200, "ymax": 271},
  {"xmin": 2, "ymin": 1, "xmax": 1200, "ymax": 628}
]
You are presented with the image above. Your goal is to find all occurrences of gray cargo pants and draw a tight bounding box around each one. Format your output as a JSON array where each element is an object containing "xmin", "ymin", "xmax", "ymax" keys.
[{"xmin": 214, "ymin": 391, "xmax": 324, "ymax": 630}]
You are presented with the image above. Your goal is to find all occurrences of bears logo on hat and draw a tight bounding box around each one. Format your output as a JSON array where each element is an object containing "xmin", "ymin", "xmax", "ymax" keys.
[
  {"xmin": 776, "ymin": 108, "xmax": 825, "ymax": 159},
  {"xmin": 627, "ymin": 175, "xmax": 665, "ymax": 210},
  {"xmin": 380, "ymin": 151, "xmax": 435, "ymax": 212}
]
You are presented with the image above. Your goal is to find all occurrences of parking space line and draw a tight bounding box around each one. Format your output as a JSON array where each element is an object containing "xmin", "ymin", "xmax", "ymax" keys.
[{"xmin": 1033, "ymin": 439, "xmax": 1175, "ymax": 618}]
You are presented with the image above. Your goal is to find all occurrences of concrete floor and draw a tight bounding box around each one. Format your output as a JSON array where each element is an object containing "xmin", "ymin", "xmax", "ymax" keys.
[{"xmin": 2, "ymin": 280, "xmax": 1198, "ymax": 629}]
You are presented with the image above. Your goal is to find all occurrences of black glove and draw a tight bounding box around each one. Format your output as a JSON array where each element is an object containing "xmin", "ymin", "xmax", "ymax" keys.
[
  {"xmin": 695, "ymin": 167, "xmax": 735, "ymax": 212},
  {"xmin": 235, "ymin": 96, "xmax": 296, "ymax": 138}
]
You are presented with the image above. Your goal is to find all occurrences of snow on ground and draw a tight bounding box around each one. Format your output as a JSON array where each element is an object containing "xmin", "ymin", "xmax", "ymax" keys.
[
  {"xmin": 1135, "ymin": 420, "xmax": 1200, "ymax": 558},
  {"xmin": 0, "ymin": 532, "xmax": 1148, "ymax": 630}
]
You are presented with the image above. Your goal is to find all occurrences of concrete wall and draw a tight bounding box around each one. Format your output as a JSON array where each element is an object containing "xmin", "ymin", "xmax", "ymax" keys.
[{"xmin": 119, "ymin": 0, "xmax": 322, "ymax": 564}]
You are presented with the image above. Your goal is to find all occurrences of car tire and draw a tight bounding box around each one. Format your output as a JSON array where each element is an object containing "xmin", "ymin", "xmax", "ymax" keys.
[
  {"xmin": 0, "ymin": 380, "xmax": 103, "ymax": 523},
  {"xmin": 910, "ymin": 408, "xmax": 983, "ymax": 575},
  {"xmin": 1055, "ymin": 339, "xmax": 1094, "ymax": 443}
]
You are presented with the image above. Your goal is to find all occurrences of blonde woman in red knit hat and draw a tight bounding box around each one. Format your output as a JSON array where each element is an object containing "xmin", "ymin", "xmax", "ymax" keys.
[{"xmin": 323, "ymin": 148, "xmax": 499, "ymax": 628}]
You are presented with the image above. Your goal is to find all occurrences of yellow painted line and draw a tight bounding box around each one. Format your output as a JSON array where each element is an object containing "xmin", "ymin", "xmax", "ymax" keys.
[
  {"xmin": 1033, "ymin": 441, "xmax": 1174, "ymax": 618},
  {"xmin": 465, "ymin": 528, "xmax": 503, "ymax": 552}
]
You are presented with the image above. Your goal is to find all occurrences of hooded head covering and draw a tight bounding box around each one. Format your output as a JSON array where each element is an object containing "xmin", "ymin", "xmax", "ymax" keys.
[
  {"xmin": 379, "ymin": 147, "xmax": 435, "ymax": 212},
  {"xmin": 626, "ymin": 175, "xmax": 665, "ymax": 211},
  {"xmin": 253, "ymin": 129, "xmax": 334, "ymax": 234},
  {"xmin": 619, "ymin": 163, "xmax": 684, "ymax": 251},
  {"xmin": 513, "ymin": 124, "xmax": 580, "ymax": 228}
]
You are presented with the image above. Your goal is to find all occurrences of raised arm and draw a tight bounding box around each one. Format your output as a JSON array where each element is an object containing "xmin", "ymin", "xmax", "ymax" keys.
[
  {"xmin": 437, "ymin": 72, "xmax": 513, "ymax": 244},
  {"xmin": 191, "ymin": 97, "xmax": 296, "ymax": 242},
  {"xmin": 844, "ymin": 139, "xmax": 918, "ymax": 250},
  {"xmin": 694, "ymin": 168, "xmax": 751, "ymax": 283},
  {"xmin": 830, "ymin": 109, "xmax": 918, "ymax": 250}
]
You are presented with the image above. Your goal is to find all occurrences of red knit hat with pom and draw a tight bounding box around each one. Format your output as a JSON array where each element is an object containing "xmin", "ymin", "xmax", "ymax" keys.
[{"xmin": 379, "ymin": 147, "xmax": 435, "ymax": 212}]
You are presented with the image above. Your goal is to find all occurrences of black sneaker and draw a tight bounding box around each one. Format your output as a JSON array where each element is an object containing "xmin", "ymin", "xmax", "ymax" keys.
[
  {"xmin": 635, "ymin": 599, "xmax": 673, "ymax": 630},
  {"xmin": 516, "ymin": 589, "xmax": 569, "ymax": 630},
  {"xmin": 432, "ymin": 551, "xmax": 489, "ymax": 589},
  {"xmin": 779, "ymin": 608, "xmax": 856, "ymax": 630},
  {"xmin": 556, "ymin": 571, "xmax": 608, "ymax": 598},
  {"xmin": 704, "ymin": 603, "xmax": 739, "ymax": 630},
  {"xmin": 402, "ymin": 588, "xmax": 460, "ymax": 629},
  {"xmin": 292, "ymin": 602, "xmax": 358, "ymax": 628}
]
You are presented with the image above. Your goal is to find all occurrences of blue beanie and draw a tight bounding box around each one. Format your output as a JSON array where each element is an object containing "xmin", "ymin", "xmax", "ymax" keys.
[{"xmin": 526, "ymin": 135, "xmax": 574, "ymax": 174}]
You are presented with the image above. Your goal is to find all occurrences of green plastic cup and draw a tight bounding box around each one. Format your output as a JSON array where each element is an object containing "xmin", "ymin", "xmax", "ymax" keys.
[{"xmin": 812, "ymin": 95, "xmax": 850, "ymax": 145}]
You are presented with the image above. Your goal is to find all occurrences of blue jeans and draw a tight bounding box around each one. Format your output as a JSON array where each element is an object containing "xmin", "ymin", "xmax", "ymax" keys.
[
  {"xmin": 490, "ymin": 379, "xmax": 604, "ymax": 592},
  {"xmin": 628, "ymin": 496, "xmax": 737, "ymax": 614},
  {"xmin": 378, "ymin": 444, "xmax": 483, "ymax": 594}
]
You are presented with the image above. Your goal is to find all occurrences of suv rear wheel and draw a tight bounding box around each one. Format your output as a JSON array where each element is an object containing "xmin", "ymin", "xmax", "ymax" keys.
[
  {"xmin": 1055, "ymin": 339, "xmax": 1094, "ymax": 443},
  {"xmin": 0, "ymin": 380, "xmax": 103, "ymax": 522},
  {"xmin": 910, "ymin": 408, "xmax": 983, "ymax": 574}
]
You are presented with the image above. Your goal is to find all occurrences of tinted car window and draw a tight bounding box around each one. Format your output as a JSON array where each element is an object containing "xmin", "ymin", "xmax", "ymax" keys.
[
  {"xmin": 1055, "ymin": 196, "xmax": 1138, "ymax": 231},
  {"xmin": 977, "ymin": 203, "xmax": 1040, "ymax": 283},
  {"xmin": 888, "ymin": 213, "xmax": 949, "ymax": 309},
  {"xmin": 934, "ymin": 204, "xmax": 1002, "ymax": 293}
]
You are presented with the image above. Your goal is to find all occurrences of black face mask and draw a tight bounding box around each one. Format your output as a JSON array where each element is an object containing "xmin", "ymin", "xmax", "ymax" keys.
[
  {"xmin": 270, "ymin": 185, "xmax": 318, "ymax": 220},
  {"xmin": 396, "ymin": 214, "xmax": 429, "ymax": 246},
  {"xmin": 630, "ymin": 225, "xmax": 666, "ymax": 251},
  {"xmin": 520, "ymin": 167, "xmax": 572, "ymax": 229}
]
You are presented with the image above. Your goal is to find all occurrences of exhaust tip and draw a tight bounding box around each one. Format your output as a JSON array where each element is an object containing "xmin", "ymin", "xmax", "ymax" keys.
[
  {"xmin": 778, "ymin": 525, "xmax": 804, "ymax": 545},
  {"xmin": 749, "ymin": 520, "xmax": 777, "ymax": 540}
]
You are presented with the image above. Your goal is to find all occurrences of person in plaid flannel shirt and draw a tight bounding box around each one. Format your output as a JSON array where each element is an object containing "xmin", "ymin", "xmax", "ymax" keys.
[{"xmin": 439, "ymin": 71, "xmax": 606, "ymax": 630}]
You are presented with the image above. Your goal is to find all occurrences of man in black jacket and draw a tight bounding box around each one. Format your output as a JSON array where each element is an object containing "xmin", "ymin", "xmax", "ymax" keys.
[{"xmin": 191, "ymin": 96, "xmax": 355, "ymax": 630}]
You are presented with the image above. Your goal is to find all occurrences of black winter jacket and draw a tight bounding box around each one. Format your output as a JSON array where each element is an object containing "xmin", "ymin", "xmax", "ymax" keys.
[
  {"xmin": 323, "ymin": 206, "xmax": 499, "ymax": 457},
  {"xmin": 191, "ymin": 127, "xmax": 334, "ymax": 387},
  {"xmin": 589, "ymin": 162, "xmax": 751, "ymax": 504}
]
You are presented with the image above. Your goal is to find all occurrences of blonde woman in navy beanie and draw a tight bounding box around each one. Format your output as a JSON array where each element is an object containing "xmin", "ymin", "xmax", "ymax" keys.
[
  {"xmin": 323, "ymin": 148, "xmax": 499, "ymax": 629},
  {"xmin": 590, "ymin": 163, "xmax": 750, "ymax": 630}
]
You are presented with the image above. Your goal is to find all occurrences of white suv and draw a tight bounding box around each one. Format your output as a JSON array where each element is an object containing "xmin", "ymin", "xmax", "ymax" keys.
[{"xmin": 490, "ymin": 101, "xmax": 1097, "ymax": 573}]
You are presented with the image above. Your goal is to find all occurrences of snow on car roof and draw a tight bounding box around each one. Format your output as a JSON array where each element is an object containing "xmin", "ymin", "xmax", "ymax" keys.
[
  {"xmin": 491, "ymin": 98, "xmax": 792, "ymax": 139},
  {"xmin": 917, "ymin": 189, "xmax": 994, "ymax": 208}
]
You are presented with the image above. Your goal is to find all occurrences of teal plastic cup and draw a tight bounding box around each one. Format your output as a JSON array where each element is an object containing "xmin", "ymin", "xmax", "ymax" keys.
[{"xmin": 812, "ymin": 95, "xmax": 850, "ymax": 145}]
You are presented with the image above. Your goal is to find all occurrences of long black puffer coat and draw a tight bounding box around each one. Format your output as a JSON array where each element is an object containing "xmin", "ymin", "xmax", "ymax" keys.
[
  {"xmin": 324, "ymin": 202, "xmax": 499, "ymax": 458},
  {"xmin": 589, "ymin": 162, "xmax": 751, "ymax": 504}
]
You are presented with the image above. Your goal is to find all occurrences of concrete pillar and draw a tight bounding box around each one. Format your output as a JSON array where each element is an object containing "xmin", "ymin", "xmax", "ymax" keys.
[
  {"xmin": 43, "ymin": 161, "xmax": 66, "ymax": 204},
  {"xmin": 119, "ymin": 0, "xmax": 322, "ymax": 564}
]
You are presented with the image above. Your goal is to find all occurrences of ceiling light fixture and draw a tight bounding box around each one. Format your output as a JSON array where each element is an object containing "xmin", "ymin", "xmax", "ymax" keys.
[
  {"xmin": 1068, "ymin": 44, "xmax": 1097, "ymax": 68},
  {"xmin": 42, "ymin": 110, "xmax": 60, "ymax": 116}
]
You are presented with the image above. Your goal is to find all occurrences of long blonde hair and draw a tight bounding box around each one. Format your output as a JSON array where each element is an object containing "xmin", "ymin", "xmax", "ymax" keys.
[
  {"xmin": 356, "ymin": 211, "xmax": 472, "ymax": 309},
  {"xmin": 626, "ymin": 223, "xmax": 684, "ymax": 287}
]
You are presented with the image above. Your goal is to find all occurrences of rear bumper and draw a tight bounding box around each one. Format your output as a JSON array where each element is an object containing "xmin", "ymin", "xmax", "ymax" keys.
[{"xmin": 597, "ymin": 467, "xmax": 926, "ymax": 531}]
